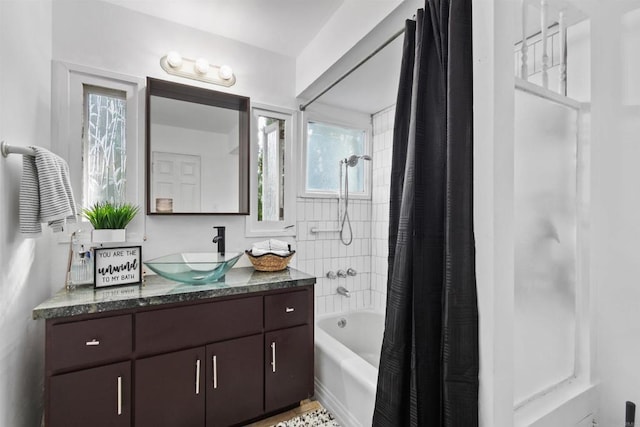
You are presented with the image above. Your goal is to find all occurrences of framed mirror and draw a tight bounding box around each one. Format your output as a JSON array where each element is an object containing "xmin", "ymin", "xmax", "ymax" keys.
[{"xmin": 146, "ymin": 77, "xmax": 250, "ymax": 215}]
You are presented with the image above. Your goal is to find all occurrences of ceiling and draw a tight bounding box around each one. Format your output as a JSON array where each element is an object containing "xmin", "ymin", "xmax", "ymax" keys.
[
  {"xmin": 150, "ymin": 96, "xmax": 238, "ymax": 134},
  {"xmin": 104, "ymin": 0, "xmax": 344, "ymax": 57}
]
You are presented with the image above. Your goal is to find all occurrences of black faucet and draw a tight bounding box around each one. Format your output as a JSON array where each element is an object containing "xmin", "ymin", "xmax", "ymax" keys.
[{"xmin": 213, "ymin": 226, "xmax": 225, "ymax": 256}]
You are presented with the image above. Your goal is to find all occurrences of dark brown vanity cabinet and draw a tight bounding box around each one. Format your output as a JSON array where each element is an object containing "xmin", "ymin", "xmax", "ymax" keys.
[
  {"xmin": 206, "ymin": 334, "xmax": 264, "ymax": 427},
  {"xmin": 264, "ymin": 290, "xmax": 314, "ymax": 413},
  {"xmin": 49, "ymin": 361, "xmax": 131, "ymax": 427},
  {"xmin": 135, "ymin": 347, "xmax": 205, "ymax": 427},
  {"xmin": 43, "ymin": 285, "xmax": 313, "ymax": 427},
  {"xmin": 46, "ymin": 315, "xmax": 133, "ymax": 427}
]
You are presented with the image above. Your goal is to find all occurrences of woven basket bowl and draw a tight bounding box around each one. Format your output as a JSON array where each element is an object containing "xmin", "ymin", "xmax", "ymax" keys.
[{"xmin": 245, "ymin": 250, "xmax": 295, "ymax": 272}]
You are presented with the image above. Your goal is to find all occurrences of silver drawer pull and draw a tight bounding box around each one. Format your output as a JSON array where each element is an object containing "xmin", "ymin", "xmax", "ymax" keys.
[
  {"xmin": 86, "ymin": 339, "xmax": 100, "ymax": 346},
  {"xmin": 271, "ymin": 342, "xmax": 276, "ymax": 373},
  {"xmin": 117, "ymin": 376, "xmax": 122, "ymax": 415},
  {"xmin": 212, "ymin": 355, "xmax": 218, "ymax": 390},
  {"xmin": 285, "ymin": 307, "xmax": 295, "ymax": 313},
  {"xmin": 195, "ymin": 359, "xmax": 201, "ymax": 395}
]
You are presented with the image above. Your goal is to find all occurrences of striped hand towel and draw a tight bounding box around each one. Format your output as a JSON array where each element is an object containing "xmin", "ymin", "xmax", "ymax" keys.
[{"xmin": 19, "ymin": 146, "xmax": 78, "ymax": 235}]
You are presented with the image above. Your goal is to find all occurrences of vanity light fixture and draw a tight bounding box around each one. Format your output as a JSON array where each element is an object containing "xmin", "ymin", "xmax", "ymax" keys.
[{"xmin": 160, "ymin": 52, "xmax": 236, "ymax": 87}]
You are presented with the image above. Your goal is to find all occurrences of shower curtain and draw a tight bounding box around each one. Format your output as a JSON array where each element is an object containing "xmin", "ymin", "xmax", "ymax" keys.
[{"xmin": 373, "ymin": 0, "xmax": 478, "ymax": 425}]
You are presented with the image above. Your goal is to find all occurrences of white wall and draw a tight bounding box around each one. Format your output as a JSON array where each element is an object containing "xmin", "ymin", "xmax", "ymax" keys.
[
  {"xmin": 473, "ymin": 0, "xmax": 518, "ymax": 425},
  {"xmin": 590, "ymin": 3, "xmax": 640, "ymax": 426},
  {"xmin": 0, "ymin": 1, "xmax": 53, "ymax": 426}
]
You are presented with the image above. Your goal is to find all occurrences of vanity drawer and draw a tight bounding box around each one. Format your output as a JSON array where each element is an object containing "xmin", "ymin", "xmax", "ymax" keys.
[
  {"xmin": 135, "ymin": 296, "xmax": 262, "ymax": 355},
  {"xmin": 265, "ymin": 290, "xmax": 309, "ymax": 331},
  {"xmin": 49, "ymin": 315, "xmax": 132, "ymax": 372}
]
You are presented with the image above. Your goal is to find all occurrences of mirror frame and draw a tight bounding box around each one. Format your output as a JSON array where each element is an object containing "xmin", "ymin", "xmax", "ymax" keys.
[{"xmin": 145, "ymin": 77, "xmax": 250, "ymax": 215}]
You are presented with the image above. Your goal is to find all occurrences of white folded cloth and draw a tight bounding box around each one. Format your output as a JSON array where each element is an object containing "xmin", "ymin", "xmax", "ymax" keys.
[
  {"xmin": 250, "ymin": 249, "xmax": 291, "ymax": 257},
  {"xmin": 20, "ymin": 146, "xmax": 78, "ymax": 235},
  {"xmin": 251, "ymin": 239, "xmax": 291, "ymax": 256}
]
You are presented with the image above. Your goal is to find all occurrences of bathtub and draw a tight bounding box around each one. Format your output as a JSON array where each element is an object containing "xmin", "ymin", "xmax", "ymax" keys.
[{"xmin": 314, "ymin": 309, "xmax": 385, "ymax": 427}]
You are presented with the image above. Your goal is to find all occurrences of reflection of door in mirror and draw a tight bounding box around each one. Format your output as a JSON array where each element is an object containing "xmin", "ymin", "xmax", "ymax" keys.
[
  {"xmin": 152, "ymin": 152, "xmax": 201, "ymax": 213},
  {"xmin": 258, "ymin": 118, "xmax": 285, "ymax": 222}
]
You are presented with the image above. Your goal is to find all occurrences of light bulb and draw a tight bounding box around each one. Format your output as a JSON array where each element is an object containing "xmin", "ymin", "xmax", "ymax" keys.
[
  {"xmin": 218, "ymin": 65, "xmax": 233, "ymax": 80},
  {"xmin": 166, "ymin": 51, "xmax": 182, "ymax": 68},
  {"xmin": 194, "ymin": 58, "xmax": 209, "ymax": 74}
]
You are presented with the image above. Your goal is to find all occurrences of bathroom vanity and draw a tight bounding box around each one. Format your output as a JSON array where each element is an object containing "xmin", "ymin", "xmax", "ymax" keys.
[{"xmin": 33, "ymin": 267, "xmax": 315, "ymax": 427}]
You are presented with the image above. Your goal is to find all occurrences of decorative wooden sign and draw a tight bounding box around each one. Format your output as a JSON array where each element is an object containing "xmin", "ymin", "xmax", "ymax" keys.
[{"xmin": 94, "ymin": 246, "xmax": 142, "ymax": 288}]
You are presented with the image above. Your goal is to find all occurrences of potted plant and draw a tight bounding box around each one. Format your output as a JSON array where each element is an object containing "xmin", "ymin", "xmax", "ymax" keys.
[{"xmin": 82, "ymin": 201, "xmax": 140, "ymax": 243}]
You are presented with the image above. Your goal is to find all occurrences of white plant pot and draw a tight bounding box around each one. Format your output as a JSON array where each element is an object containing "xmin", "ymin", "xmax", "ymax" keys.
[{"xmin": 92, "ymin": 229, "xmax": 126, "ymax": 243}]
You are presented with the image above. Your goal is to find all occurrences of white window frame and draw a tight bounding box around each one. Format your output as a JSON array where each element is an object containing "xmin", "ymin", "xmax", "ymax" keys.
[
  {"xmin": 52, "ymin": 61, "xmax": 144, "ymax": 241},
  {"xmin": 245, "ymin": 104, "xmax": 296, "ymax": 237},
  {"xmin": 299, "ymin": 111, "xmax": 372, "ymax": 200}
]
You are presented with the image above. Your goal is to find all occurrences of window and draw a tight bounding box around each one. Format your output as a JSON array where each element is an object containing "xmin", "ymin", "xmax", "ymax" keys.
[
  {"xmin": 257, "ymin": 115, "xmax": 285, "ymax": 222},
  {"xmin": 513, "ymin": 86, "xmax": 589, "ymax": 410},
  {"xmin": 52, "ymin": 61, "xmax": 143, "ymax": 239},
  {"xmin": 303, "ymin": 120, "xmax": 369, "ymax": 197},
  {"xmin": 83, "ymin": 85, "xmax": 127, "ymax": 207},
  {"xmin": 246, "ymin": 106, "xmax": 295, "ymax": 237}
]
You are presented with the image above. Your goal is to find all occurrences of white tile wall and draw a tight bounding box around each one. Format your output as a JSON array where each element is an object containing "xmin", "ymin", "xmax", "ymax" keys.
[
  {"xmin": 371, "ymin": 106, "xmax": 395, "ymax": 311},
  {"xmin": 295, "ymin": 196, "xmax": 372, "ymax": 315}
]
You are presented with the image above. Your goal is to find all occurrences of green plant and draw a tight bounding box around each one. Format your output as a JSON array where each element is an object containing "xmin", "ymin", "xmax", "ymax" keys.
[{"xmin": 82, "ymin": 202, "xmax": 139, "ymax": 229}]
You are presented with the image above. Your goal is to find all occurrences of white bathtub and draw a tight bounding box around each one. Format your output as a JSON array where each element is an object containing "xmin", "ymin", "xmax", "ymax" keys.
[{"xmin": 314, "ymin": 309, "xmax": 385, "ymax": 427}]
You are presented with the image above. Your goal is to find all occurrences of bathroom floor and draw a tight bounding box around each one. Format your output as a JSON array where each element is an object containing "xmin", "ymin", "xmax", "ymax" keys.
[{"xmin": 247, "ymin": 400, "xmax": 339, "ymax": 427}]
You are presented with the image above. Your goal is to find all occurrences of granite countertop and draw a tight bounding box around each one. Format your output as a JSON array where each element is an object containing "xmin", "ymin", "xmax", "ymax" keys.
[{"xmin": 33, "ymin": 267, "xmax": 315, "ymax": 320}]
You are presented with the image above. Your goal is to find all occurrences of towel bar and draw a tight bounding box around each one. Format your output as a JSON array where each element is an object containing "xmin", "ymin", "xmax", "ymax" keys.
[{"xmin": 1, "ymin": 141, "xmax": 36, "ymax": 158}]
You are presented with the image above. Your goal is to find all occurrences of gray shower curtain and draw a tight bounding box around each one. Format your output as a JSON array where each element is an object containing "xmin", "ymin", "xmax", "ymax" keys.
[{"xmin": 373, "ymin": 0, "xmax": 478, "ymax": 426}]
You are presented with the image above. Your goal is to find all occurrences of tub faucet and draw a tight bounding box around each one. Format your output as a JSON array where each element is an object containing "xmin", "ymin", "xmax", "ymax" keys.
[
  {"xmin": 337, "ymin": 286, "xmax": 351, "ymax": 297},
  {"xmin": 213, "ymin": 226, "xmax": 225, "ymax": 255}
]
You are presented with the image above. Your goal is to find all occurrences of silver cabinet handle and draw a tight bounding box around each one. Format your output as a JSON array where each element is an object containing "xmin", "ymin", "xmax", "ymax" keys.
[
  {"xmin": 271, "ymin": 342, "xmax": 276, "ymax": 373},
  {"xmin": 195, "ymin": 359, "xmax": 201, "ymax": 395},
  {"xmin": 285, "ymin": 307, "xmax": 295, "ymax": 313},
  {"xmin": 117, "ymin": 376, "xmax": 122, "ymax": 415},
  {"xmin": 86, "ymin": 339, "xmax": 100, "ymax": 346},
  {"xmin": 212, "ymin": 355, "xmax": 218, "ymax": 389}
]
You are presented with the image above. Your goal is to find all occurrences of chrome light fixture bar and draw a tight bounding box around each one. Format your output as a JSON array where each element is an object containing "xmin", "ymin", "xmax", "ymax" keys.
[{"xmin": 160, "ymin": 51, "xmax": 236, "ymax": 87}]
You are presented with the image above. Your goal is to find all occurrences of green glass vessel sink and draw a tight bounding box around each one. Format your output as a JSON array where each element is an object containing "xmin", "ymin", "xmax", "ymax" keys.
[{"xmin": 144, "ymin": 252, "xmax": 243, "ymax": 285}]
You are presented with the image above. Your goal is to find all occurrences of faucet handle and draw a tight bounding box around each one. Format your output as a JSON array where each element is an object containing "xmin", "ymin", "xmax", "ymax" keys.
[
  {"xmin": 346, "ymin": 268, "xmax": 357, "ymax": 276},
  {"xmin": 326, "ymin": 271, "xmax": 337, "ymax": 280},
  {"xmin": 337, "ymin": 269, "xmax": 347, "ymax": 278}
]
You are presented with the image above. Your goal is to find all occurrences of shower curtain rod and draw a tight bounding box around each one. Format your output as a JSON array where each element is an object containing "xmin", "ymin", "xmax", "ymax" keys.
[{"xmin": 299, "ymin": 27, "xmax": 406, "ymax": 111}]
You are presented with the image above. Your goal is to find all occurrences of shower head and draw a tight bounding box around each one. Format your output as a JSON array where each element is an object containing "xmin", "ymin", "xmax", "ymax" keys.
[{"xmin": 345, "ymin": 154, "xmax": 372, "ymax": 167}]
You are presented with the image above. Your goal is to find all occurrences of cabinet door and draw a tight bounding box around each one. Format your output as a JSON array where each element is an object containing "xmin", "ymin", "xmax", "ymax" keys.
[
  {"xmin": 135, "ymin": 347, "xmax": 205, "ymax": 427},
  {"xmin": 49, "ymin": 361, "xmax": 131, "ymax": 427},
  {"xmin": 206, "ymin": 334, "xmax": 263, "ymax": 427},
  {"xmin": 264, "ymin": 325, "xmax": 313, "ymax": 413}
]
